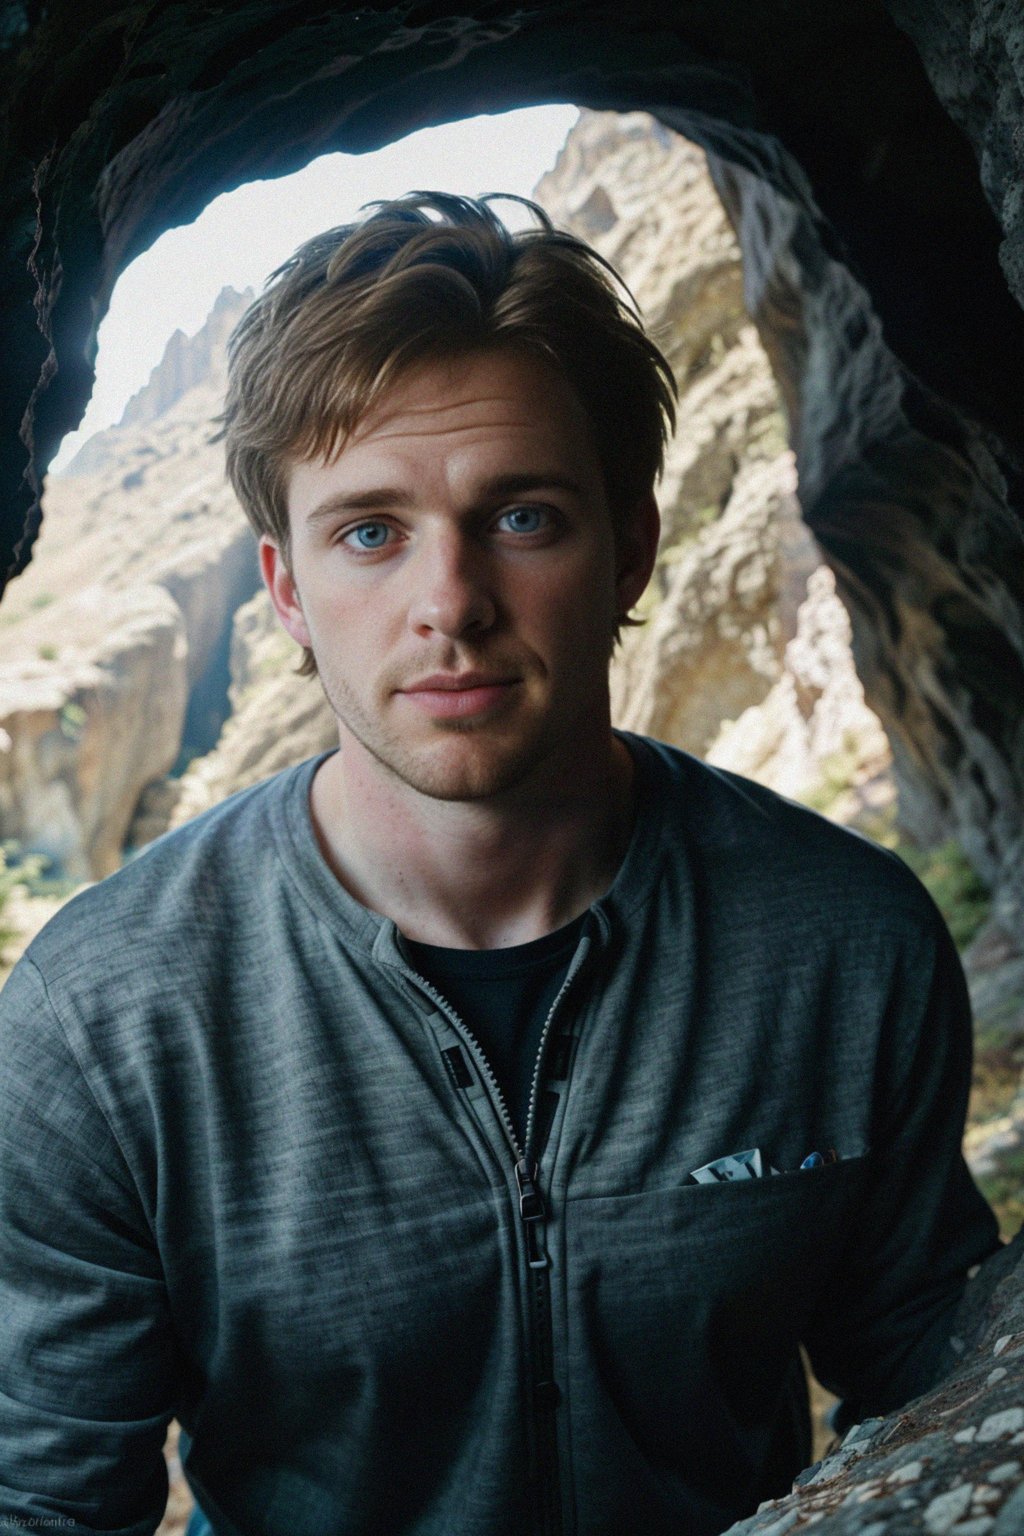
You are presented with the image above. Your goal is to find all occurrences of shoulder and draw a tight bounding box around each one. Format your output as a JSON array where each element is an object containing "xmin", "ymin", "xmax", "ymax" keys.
[
  {"xmin": 629, "ymin": 733, "xmax": 941, "ymax": 938},
  {"xmin": 21, "ymin": 755, "xmax": 325, "ymax": 991}
]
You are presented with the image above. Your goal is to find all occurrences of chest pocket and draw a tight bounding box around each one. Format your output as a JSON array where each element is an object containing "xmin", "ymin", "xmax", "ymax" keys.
[{"xmin": 562, "ymin": 1156, "xmax": 871, "ymax": 1521}]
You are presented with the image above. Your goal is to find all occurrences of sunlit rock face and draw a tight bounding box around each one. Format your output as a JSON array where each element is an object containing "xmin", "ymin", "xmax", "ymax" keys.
[
  {"xmin": 709, "ymin": 155, "xmax": 1024, "ymax": 925},
  {"xmin": 536, "ymin": 111, "xmax": 891, "ymax": 811},
  {"xmin": 0, "ymin": 290, "xmax": 259, "ymax": 877},
  {"xmin": 0, "ymin": 586, "xmax": 188, "ymax": 879}
]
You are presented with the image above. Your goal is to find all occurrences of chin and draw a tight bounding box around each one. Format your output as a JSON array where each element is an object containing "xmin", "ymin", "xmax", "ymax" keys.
[
  {"xmin": 356, "ymin": 721, "xmax": 552, "ymax": 802},
  {"xmin": 392, "ymin": 742, "xmax": 544, "ymax": 802}
]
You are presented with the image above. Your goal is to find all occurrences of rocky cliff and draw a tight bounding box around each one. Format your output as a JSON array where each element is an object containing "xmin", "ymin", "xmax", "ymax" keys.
[
  {"xmin": 64, "ymin": 286, "xmax": 252, "ymax": 478},
  {"xmin": 534, "ymin": 111, "xmax": 892, "ymax": 808},
  {"xmin": 0, "ymin": 289, "xmax": 259, "ymax": 878}
]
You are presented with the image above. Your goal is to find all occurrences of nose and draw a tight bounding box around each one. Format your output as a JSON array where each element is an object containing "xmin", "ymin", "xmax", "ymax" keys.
[{"xmin": 407, "ymin": 526, "xmax": 497, "ymax": 639}]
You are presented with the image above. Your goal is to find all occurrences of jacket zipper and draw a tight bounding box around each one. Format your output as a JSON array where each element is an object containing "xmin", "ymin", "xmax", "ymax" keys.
[{"xmin": 403, "ymin": 940, "xmax": 589, "ymax": 1536}]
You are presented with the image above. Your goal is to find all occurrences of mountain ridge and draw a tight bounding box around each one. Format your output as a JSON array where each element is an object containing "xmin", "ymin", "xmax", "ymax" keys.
[{"xmin": 59, "ymin": 285, "xmax": 253, "ymax": 478}]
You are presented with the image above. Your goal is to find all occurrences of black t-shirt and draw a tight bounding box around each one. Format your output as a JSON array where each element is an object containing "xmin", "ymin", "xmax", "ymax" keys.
[{"xmin": 403, "ymin": 912, "xmax": 588, "ymax": 1145}]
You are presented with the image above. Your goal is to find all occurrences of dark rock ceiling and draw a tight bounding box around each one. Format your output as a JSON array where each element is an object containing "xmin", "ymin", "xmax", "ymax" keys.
[{"xmin": 1, "ymin": 0, "xmax": 1023, "ymax": 909}]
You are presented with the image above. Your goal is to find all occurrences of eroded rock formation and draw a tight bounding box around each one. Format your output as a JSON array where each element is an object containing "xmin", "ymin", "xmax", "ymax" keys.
[
  {"xmin": 708, "ymin": 155, "xmax": 1024, "ymax": 925},
  {"xmin": 732, "ymin": 1237, "xmax": 1024, "ymax": 1535},
  {"xmin": 0, "ymin": 584, "xmax": 187, "ymax": 879},
  {"xmin": 533, "ymin": 111, "xmax": 891, "ymax": 809},
  {"xmin": 0, "ymin": 289, "xmax": 259, "ymax": 876}
]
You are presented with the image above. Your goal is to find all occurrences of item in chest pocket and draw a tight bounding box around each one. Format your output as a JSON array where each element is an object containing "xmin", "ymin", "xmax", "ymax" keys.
[{"xmin": 688, "ymin": 1147, "xmax": 782, "ymax": 1183}]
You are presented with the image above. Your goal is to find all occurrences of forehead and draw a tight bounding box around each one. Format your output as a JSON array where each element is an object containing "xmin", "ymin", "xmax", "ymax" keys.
[
  {"xmin": 356, "ymin": 348, "xmax": 592, "ymax": 445},
  {"xmin": 288, "ymin": 348, "xmax": 600, "ymax": 500},
  {"xmin": 284, "ymin": 350, "xmax": 615, "ymax": 543}
]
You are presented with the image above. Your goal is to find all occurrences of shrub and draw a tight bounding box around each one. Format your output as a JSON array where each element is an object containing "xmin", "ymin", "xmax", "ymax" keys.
[{"xmin": 893, "ymin": 838, "xmax": 991, "ymax": 951}]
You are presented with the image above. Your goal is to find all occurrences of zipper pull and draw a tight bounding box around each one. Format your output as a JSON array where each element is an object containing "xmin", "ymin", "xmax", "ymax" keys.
[
  {"xmin": 515, "ymin": 1158, "xmax": 548, "ymax": 1269},
  {"xmin": 515, "ymin": 1157, "xmax": 544, "ymax": 1221}
]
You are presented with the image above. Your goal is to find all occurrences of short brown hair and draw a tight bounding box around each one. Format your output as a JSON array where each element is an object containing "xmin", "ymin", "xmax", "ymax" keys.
[{"xmin": 221, "ymin": 191, "xmax": 676, "ymax": 669}]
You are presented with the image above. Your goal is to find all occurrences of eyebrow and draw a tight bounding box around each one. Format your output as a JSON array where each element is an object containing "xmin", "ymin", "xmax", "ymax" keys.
[{"xmin": 304, "ymin": 473, "xmax": 587, "ymax": 527}]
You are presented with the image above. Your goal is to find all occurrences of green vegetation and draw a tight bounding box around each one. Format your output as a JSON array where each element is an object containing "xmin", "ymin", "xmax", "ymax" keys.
[
  {"xmin": 891, "ymin": 838, "xmax": 992, "ymax": 951},
  {"xmin": 800, "ymin": 736, "xmax": 865, "ymax": 818},
  {"xmin": 802, "ymin": 743, "xmax": 991, "ymax": 953},
  {"xmin": 0, "ymin": 841, "xmax": 79, "ymax": 903},
  {"xmin": 975, "ymin": 1147, "xmax": 1024, "ymax": 1243},
  {"xmin": 28, "ymin": 591, "xmax": 54, "ymax": 610},
  {"xmin": 59, "ymin": 701, "xmax": 87, "ymax": 741},
  {"xmin": 37, "ymin": 642, "xmax": 58, "ymax": 661},
  {"xmin": 0, "ymin": 846, "xmax": 46, "ymax": 963}
]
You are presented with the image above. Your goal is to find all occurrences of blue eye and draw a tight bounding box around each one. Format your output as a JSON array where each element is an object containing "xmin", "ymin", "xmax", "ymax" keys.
[
  {"xmin": 499, "ymin": 506, "xmax": 548, "ymax": 534},
  {"xmin": 344, "ymin": 522, "xmax": 392, "ymax": 549}
]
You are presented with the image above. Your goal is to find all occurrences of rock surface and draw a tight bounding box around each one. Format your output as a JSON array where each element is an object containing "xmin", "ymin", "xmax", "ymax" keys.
[
  {"xmin": 708, "ymin": 149, "xmax": 1024, "ymax": 925},
  {"xmin": 535, "ymin": 111, "xmax": 890, "ymax": 800},
  {"xmin": 65, "ymin": 286, "xmax": 252, "ymax": 477},
  {"xmin": 728, "ymin": 1231, "xmax": 1024, "ymax": 1536},
  {"xmin": 0, "ymin": 584, "xmax": 188, "ymax": 878},
  {"xmin": 0, "ymin": 291, "xmax": 260, "ymax": 876},
  {"xmin": 163, "ymin": 590, "xmax": 336, "ymax": 831},
  {"xmin": 707, "ymin": 561, "xmax": 894, "ymax": 814}
]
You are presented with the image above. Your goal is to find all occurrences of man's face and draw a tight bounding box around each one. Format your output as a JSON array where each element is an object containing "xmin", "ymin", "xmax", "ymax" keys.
[{"xmin": 261, "ymin": 348, "xmax": 657, "ymax": 803}]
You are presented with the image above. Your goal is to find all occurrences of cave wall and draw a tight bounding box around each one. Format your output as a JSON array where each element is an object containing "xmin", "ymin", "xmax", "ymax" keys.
[{"xmin": 708, "ymin": 153, "xmax": 1024, "ymax": 918}]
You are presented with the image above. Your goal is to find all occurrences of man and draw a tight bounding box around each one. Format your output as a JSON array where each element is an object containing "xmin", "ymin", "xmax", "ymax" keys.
[{"xmin": 0, "ymin": 193, "xmax": 1000, "ymax": 1536}]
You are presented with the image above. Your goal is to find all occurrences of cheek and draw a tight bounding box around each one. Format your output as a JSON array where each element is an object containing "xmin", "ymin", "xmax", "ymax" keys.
[
  {"xmin": 510, "ymin": 566, "xmax": 618, "ymax": 667},
  {"xmin": 551, "ymin": 549, "xmax": 619, "ymax": 625},
  {"xmin": 298, "ymin": 566, "xmax": 382, "ymax": 642}
]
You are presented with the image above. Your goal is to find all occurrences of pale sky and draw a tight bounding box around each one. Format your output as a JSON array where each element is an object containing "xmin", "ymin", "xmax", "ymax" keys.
[{"xmin": 53, "ymin": 104, "xmax": 579, "ymax": 471}]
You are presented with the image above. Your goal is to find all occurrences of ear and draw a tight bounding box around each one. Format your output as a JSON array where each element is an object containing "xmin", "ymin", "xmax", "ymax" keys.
[
  {"xmin": 259, "ymin": 536, "xmax": 312, "ymax": 650},
  {"xmin": 615, "ymin": 492, "xmax": 660, "ymax": 616}
]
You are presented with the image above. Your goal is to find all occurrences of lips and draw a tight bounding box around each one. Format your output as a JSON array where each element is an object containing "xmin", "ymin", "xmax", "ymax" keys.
[
  {"xmin": 403, "ymin": 672, "xmax": 516, "ymax": 692},
  {"xmin": 397, "ymin": 672, "xmax": 520, "ymax": 719}
]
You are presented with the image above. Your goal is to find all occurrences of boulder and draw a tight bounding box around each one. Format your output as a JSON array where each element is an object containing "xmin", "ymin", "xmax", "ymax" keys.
[{"xmin": 728, "ymin": 1231, "xmax": 1024, "ymax": 1536}]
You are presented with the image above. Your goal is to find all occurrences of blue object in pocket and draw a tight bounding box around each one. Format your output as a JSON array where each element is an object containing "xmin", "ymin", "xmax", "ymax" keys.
[{"xmin": 186, "ymin": 1504, "xmax": 215, "ymax": 1536}]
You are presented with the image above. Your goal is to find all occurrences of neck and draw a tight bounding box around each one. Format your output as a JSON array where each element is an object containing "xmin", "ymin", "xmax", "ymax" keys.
[{"xmin": 309, "ymin": 729, "xmax": 635, "ymax": 949}]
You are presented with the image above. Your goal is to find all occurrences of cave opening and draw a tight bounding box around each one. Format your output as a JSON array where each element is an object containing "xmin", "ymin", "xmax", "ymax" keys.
[
  {"xmin": 2, "ymin": 0, "xmax": 1021, "ymax": 917},
  {"xmin": 11, "ymin": 63, "xmax": 1022, "ymax": 913}
]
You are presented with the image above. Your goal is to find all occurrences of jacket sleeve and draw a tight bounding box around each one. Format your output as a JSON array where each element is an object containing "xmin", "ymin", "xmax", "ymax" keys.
[
  {"xmin": 802, "ymin": 896, "xmax": 1002, "ymax": 1430},
  {"xmin": 0, "ymin": 955, "xmax": 176, "ymax": 1535}
]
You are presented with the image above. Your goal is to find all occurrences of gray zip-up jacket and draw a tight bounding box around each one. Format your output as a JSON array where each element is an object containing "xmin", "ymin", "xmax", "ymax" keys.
[{"xmin": 0, "ymin": 735, "xmax": 1000, "ymax": 1536}]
